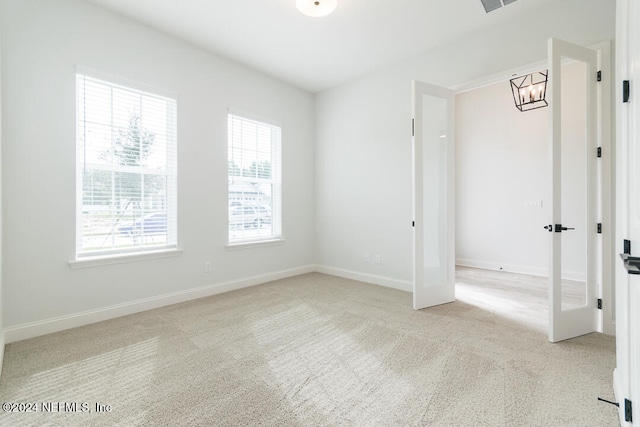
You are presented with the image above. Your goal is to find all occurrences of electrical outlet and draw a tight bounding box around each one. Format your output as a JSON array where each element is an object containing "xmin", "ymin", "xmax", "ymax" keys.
[
  {"xmin": 375, "ymin": 255, "xmax": 382, "ymax": 265},
  {"xmin": 205, "ymin": 262, "xmax": 212, "ymax": 273},
  {"xmin": 525, "ymin": 200, "xmax": 543, "ymax": 208},
  {"xmin": 364, "ymin": 253, "xmax": 370, "ymax": 263}
]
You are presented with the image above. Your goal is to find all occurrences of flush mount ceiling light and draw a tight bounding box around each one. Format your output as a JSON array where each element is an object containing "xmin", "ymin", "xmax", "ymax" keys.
[{"xmin": 296, "ymin": 0, "xmax": 337, "ymax": 17}]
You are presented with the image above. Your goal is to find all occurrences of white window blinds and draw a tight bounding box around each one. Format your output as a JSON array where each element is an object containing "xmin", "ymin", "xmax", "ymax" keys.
[
  {"xmin": 76, "ymin": 73, "xmax": 177, "ymax": 257},
  {"xmin": 228, "ymin": 113, "xmax": 282, "ymax": 243}
]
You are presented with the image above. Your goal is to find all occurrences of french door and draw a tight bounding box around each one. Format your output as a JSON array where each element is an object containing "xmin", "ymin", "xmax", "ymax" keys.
[
  {"xmin": 412, "ymin": 81, "xmax": 455, "ymax": 310},
  {"xmin": 547, "ymin": 38, "xmax": 599, "ymax": 342},
  {"xmin": 615, "ymin": 0, "xmax": 640, "ymax": 422}
]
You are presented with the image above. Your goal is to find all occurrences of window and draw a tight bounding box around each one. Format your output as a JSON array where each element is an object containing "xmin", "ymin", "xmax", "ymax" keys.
[
  {"xmin": 76, "ymin": 73, "xmax": 177, "ymax": 258},
  {"xmin": 228, "ymin": 113, "xmax": 282, "ymax": 244}
]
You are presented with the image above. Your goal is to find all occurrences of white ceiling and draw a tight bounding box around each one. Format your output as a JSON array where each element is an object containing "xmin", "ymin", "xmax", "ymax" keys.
[{"xmin": 86, "ymin": 0, "xmax": 557, "ymax": 93}]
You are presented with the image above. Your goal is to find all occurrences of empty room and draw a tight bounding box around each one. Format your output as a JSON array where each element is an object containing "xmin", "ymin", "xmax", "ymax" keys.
[{"xmin": 0, "ymin": 0, "xmax": 638, "ymax": 426}]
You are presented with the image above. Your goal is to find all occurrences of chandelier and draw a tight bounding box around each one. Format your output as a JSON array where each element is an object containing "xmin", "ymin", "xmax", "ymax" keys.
[{"xmin": 510, "ymin": 71, "xmax": 548, "ymax": 112}]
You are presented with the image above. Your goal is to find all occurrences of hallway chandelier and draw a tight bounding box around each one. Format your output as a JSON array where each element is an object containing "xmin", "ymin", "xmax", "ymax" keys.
[
  {"xmin": 296, "ymin": 0, "xmax": 337, "ymax": 17},
  {"xmin": 510, "ymin": 70, "xmax": 548, "ymax": 112}
]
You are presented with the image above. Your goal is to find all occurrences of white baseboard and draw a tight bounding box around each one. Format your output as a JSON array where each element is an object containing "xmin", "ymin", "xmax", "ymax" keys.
[
  {"xmin": 455, "ymin": 258, "xmax": 586, "ymax": 282},
  {"xmin": 11, "ymin": 261, "xmax": 579, "ymax": 344},
  {"xmin": 456, "ymin": 258, "xmax": 547, "ymax": 277},
  {"xmin": 315, "ymin": 265, "xmax": 412, "ymax": 292},
  {"xmin": 4, "ymin": 265, "xmax": 315, "ymax": 344}
]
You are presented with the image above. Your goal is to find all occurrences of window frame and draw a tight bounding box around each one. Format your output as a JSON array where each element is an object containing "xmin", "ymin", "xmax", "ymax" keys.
[
  {"xmin": 227, "ymin": 111, "xmax": 283, "ymax": 246},
  {"xmin": 74, "ymin": 70, "xmax": 178, "ymax": 261}
]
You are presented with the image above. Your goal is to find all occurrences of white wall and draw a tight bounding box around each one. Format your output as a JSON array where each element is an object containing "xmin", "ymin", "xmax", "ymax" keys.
[
  {"xmin": 315, "ymin": 0, "xmax": 615, "ymax": 287},
  {"xmin": 455, "ymin": 81, "xmax": 548, "ymax": 275},
  {"xmin": 456, "ymin": 61, "xmax": 589, "ymax": 280},
  {"xmin": 1, "ymin": 0, "xmax": 315, "ymax": 336},
  {"xmin": 0, "ymin": 1, "xmax": 4, "ymax": 370}
]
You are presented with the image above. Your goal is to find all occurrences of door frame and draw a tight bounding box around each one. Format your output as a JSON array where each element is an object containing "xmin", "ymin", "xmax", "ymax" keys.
[
  {"xmin": 614, "ymin": 0, "xmax": 639, "ymax": 424},
  {"xmin": 449, "ymin": 41, "xmax": 614, "ymax": 337}
]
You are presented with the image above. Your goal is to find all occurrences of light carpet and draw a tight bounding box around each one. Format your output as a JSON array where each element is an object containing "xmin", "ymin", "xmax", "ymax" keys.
[{"xmin": 0, "ymin": 272, "xmax": 618, "ymax": 426}]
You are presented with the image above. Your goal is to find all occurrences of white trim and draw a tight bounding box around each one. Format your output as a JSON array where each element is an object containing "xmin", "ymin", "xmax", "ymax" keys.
[
  {"xmin": 75, "ymin": 72, "xmax": 179, "ymax": 259},
  {"xmin": 455, "ymin": 258, "xmax": 586, "ymax": 282},
  {"xmin": 593, "ymin": 40, "xmax": 616, "ymax": 337},
  {"xmin": 452, "ymin": 59, "xmax": 547, "ymax": 94},
  {"xmin": 315, "ymin": 265, "xmax": 412, "ymax": 292},
  {"xmin": 69, "ymin": 248, "xmax": 184, "ymax": 269},
  {"xmin": 227, "ymin": 112, "xmax": 283, "ymax": 245},
  {"xmin": 452, "ymin": 41, "xmax": 612, "ymax": 95},
  {"xmin": 225, "ymin": 238, "xmax": 286, "ymax": 250},
  {"xmin": 456, "ymin": 258, "xmax": 548, "ymax": 277},
  {"xmin": 4, "ymin": 265, "xmax": 315, "ymax": 343}
]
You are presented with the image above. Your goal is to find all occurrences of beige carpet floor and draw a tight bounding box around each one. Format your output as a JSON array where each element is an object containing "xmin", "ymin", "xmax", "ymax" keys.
[{"xmin": 0, "ymin": 272, "xmax": 618, "ymax": 426}]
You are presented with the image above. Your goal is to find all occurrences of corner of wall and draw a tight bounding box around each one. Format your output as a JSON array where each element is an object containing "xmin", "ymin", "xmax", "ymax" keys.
[
  {"xmin": 315, "ymin": 265, "xmax": 412, "ymax": 292},
  {"xmin": 0, "ymin": 1, "xmax": 5, "ymax": 379},
  {"xmin": 0, "ymin": 332, "xmax": 5, "ymax": 378}
]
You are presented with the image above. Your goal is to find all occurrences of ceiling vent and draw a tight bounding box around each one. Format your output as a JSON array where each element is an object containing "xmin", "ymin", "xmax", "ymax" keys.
[{"xmin": 480, "ymin": 0, "xmax": 519, "ymax": 13}]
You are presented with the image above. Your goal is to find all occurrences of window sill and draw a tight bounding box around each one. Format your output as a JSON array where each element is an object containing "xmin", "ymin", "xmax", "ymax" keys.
[
  {"xmin": 69, "ymin": 248, "xmax": 184, "ymax": 269},
  {"xmin": 225, "ymin": 238, "xmax": 286, "ymax": 251}
]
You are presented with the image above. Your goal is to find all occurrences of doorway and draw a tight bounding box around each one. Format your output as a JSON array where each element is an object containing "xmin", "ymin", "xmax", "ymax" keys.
[{"xmin": 413, "ymin": 41, "xmax": 614, "ymax": 339}]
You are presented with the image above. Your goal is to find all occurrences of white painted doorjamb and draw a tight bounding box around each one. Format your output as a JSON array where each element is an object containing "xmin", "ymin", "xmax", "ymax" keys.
[
  {"xmin": 614, "ymin": 0, "xmax": 638, "ymax": 424},
  {"xmin": 592, "ymin": 41, "xmax": 615, "ymax": 336}
]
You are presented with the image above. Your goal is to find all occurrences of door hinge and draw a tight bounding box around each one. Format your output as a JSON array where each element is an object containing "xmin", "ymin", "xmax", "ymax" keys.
[
  {"xmin": 597, "ymin": 298, "xmax": 602, "ymax": 310},
  {"xmin": 623, "ymin": 80, "xmax": 630, "ymax": 103},
  {"xmin": 597, "ymin": 147, "xmax": 602, "ymax": 158},
  {"xmin": 597, "ymin": 70, "xmax": 602, "ymax": 82},
  {"xmin": 412, "ymin": 221, "xmax": 415, "ymax": 227},
  {"xmin": 412, "ymin": 118, "xmax": 415, "ymax": 137},
  {"xmin": 597, "ymin": 223, "xmax": 602, "ymax": 234}
]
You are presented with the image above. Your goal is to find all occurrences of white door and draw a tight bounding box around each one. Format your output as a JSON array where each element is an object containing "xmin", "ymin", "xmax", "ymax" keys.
[
  {"xmin": 547, "ymin": 38, "xmax": 599, "ymax": 342},
  {"xmin": 615, "ymin": 0, "xmax": 639, "ymax": 423},
  {"xmin": 412, "ymin": 81, "xmax": 455, "ymax": 310}
]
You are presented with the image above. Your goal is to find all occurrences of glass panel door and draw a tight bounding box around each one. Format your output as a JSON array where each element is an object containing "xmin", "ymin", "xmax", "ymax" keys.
[
  {"xmin": 548, "ymin": 38, "xmax": 598, "ymax": 342},
  {"xmin": 413, "ymin": 81, "xmax": 455, "ymax": 310}
]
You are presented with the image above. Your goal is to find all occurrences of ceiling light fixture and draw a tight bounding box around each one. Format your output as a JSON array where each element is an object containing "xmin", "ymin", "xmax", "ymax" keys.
[
  {"xmin": 296, "ymin": 0, "xmax": 337, "ymax": 17},
  {"xmin": 510, "ymin": 70, "xmax": 548, "ymax": 112}
]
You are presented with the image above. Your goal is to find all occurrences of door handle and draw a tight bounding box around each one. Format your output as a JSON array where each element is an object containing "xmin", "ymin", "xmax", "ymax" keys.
[
  {"xmin": 544, "ymin": 224, "xmax": 575, "ymax": 232},
  {"xmin": 620, "ymin": 253, "xmax": 640, "ymax": 275}
]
